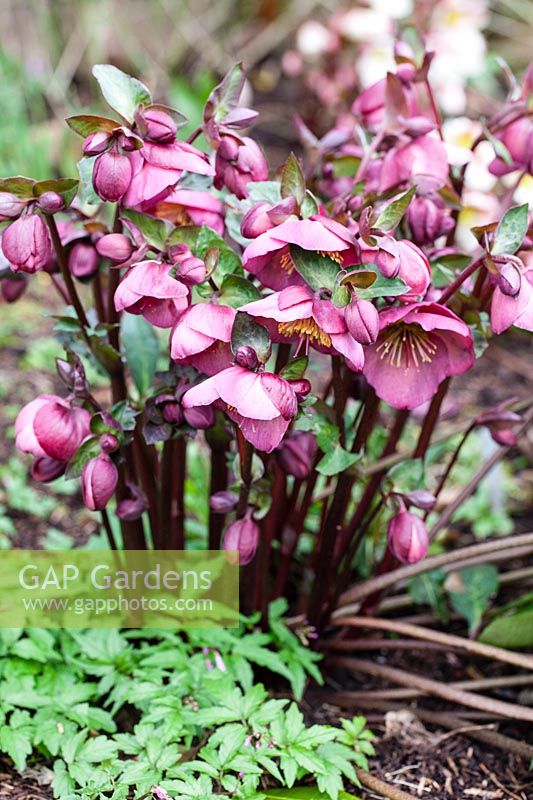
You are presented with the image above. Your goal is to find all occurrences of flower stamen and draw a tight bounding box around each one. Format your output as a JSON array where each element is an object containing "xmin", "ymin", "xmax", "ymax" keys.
[
  {"xmin": 376, "ymin": 323, "xmax": 437, "ymax": 369},
  {"xmin": 278, "ymin": 318, "xmax": 332, "ymax": 348}
]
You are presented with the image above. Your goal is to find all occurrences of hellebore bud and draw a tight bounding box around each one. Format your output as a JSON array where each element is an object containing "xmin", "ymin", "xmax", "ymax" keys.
[
  {"xmin": 99, "ymin": 433, "xmax": 120, "ymax": 453},
  {"xmin": 162, "ymin": 402, "xmax": 184, "ymax": 425},
  {"xmin": 214, "ymin": 134, "xmax": 268, "ymax": 200},
  {"xmin": 83, "ymin": 131, "xmax": 112, "ymax": 156},
  {"xmin": 345, "ymin": 298, "xmax": 379, "ymax": 345},
  {"xmin": 234, "ymin": 345, "xmax": 259, "ymax": 370},
  {"xmin": 136, "ymin": 107, "xmax": 177, "ymax": 143},
  {"xmin": 387, "ymin": 511, "xmax": 429, "ymax": 564},
  {"xmin": 37, "ymin": 191, "xmax": 65, "ymax": 214},
  {"xmin": 0, "ymin": 192, "xmax": 27, "ymax": 218},
  {"xmin": 289, "ymin": 378, "xmax": 312, "ymax": 400},
  {"xmin": 92, "ymin": 150, "xmax": 132, "ymax": 202},
  {"xmin": 223, "ymin": 512, "xmax": 260, "ymax": 565},
  {"xmin": 496, "ymin": 260, "xmax": 522, "ymax": 297},
  {"xmin": 404, "ymin": 489, "xmax": 437, "ymax": 511},
  {"xmin": 31, "ymin": 456, "xmax": 66, "ymax": 483},
  {"xmin": 68, "ymin": 242, "xmax": 99, "ymax": 279},
  {"xmin": 116, "ymin": 482, "xmax": 148, "ymax": 521},
  {"xmin": 276, "ymin": 431, "xmax": 316, "ymax": 479},
  {"xmin": 169, "ymin": 244, "xmax": 206, "ymax": 286},
  {"xmin": 407, "ymin": 196, "xmax": 454, "ymax": 245},
  {"xmin": 241, "ymin": 202, "xmax": 273, "ymax": 238},
  {"xmin": 81, "ymin": 454, "xmax": 119, "ymax": 511},
  {"xmin": 32, "ymin": 400, "xmax": 91, "ymax": 462},
  {"xmin": 1, "ymin": 275, "xmax": 27, "ymax": 303},
  {"xmin": 477, "ymin": 407, "xmax": 522, "ymax": 448},
  {"xmin": 2, "ymin": 214, "xmax": 53, "ymax": 274},
  {"xmin": 96, "ymin": 233, "xmax": 134, "ymax": 262},
  {"xmin": 210, "ymin": 491, "xmax": 239, "ymax": 513}
]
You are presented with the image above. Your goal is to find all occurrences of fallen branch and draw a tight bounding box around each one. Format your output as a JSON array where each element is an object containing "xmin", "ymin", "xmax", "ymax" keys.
[
  {"xmin": 328, "ymin": 656, "xmax": 533, "ymax": 722},
  {"xmin": 331, "ymin": 616, "xmax": 533, "ymax": 671},
  {"xmin": 355, "ymin": 769, "xmax": 418, "ymax": 800}
]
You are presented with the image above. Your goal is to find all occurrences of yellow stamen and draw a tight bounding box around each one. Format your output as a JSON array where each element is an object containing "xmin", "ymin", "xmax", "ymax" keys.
[
  {"xmin": 279, "ymin": 251, "xmax": 295, "ymax": 274},
  {"xmin": 154, "ymin": 203, "xmax": 191, "ymax": 225},
  {"xmin": 318, "ymin": 250, "xmax": 343, "ymax": 264},
  {"xmin": 278, "ymin": 318, "xmax": 332, "ymax": 348},
  {"xmin": 376, "ymin": 323, "xmax": 437, "ymax": 369}
]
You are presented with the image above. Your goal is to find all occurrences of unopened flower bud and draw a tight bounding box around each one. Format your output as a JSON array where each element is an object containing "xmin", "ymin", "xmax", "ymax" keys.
[
  {"xmin": 496, "ymin": 261, "xmax": 521, "ymax": 297},
  {"xmin": 169, "ymin": 244, "xmax": 206, "ymax": 286},
  {"xmin": 96, "ymin": 233, "xmax": 134, "ymax": 262},
  {"xmin": 241, "ymin": 202, "xmax": 274, "ymax": 238},
  {"xmin": 31, "ymin": 456, "xmax": 66, "ymax": 483},
  {"xmin": 267, "ymin": 196, "xmax": 298, "ymax": 225},
  {"xmin": 491, "ymin": 428, "xmax": 517, "ymax": 446},
  {"xmin": 38, "ymin": 191, "xmax": 65, "ymax": 214},
  {"xmin": 2, "ymin": 214, "xmax": 52, "ymax": 273},
  {"xmin": 81, "ymin": 454, "xmax": 118, "ymax": 511},
  {"xmin": 345, "ymin": 298, "xmax": 379, "ymax": 344},
  {"xmin": 214, "ymin": 134, "xmax": 268, "ymax": 200},
  {"xmin": 136, "ymin": 107, "xmax": 177, "ymax": 143},
  {"xmin": 234, "ymin": 345, "xmax": 259, "ymax": 369},
  {"xmin": 277, "ymin": 431, "xmax": 316, "ymax": 479},
  {"xmin": 83, "ymin": 131, "xmax": 112, "ymax": 155},
  {"xmin": 0, "ymin": 192, "xmax": 27, "ymax": 218},
  {"xmin": 223, "ymin": 513, "xmax": 260, "ymax": 565},
  {"xmin": 404, "ymin": 489, "xmax": 436, "ymax": 511},
  {"xmin": 1, "ymin": 274, "xmax": 27, "ymax": 303},
  {"xmin": 162, "ymin": 402, "xmax": 184, "ymax": 425},
  {"xmin": 210, "ymin": 491, "xmax": 239, "ymax": 513},
  {"xmin": 68, "ymin": 242, "xmax": 99, "ymax": 279},
  {"xmin": 387, "ymin": 511, "xmax": 429, "ymax": 564},
  {"xmin": 93, "ymin": 150, "xmax": 132, "ymax": 202},
  {"xmin": 289, "ymin": 378, "xmax": 312, "ymax": 400},
  {"xmin": 477, "ymin": 407, "xmax": 522, "ymax": 447},
  {"xmin": 407, "ymin": 197, "xmax": 454, "ymax": 245},
  {"xmin": 183, "ymin": 405, "xmax": 215, "ymax": 429},
  {"xmin": 99, "ymin": 433, "xmax": 120, "ymax": 453},
  {"xmin": 116, "ymin": 482, "xmax": 148, "ymax": 520}
]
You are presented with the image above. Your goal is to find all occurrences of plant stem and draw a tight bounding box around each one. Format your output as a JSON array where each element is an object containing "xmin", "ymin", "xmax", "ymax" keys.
[
  {"xmin": 49, "ymin": 274, "xmax": 70, "ymax": 304},
  {"xmin": 46, "ymin": 215, "xmax": 90, "ymax": 338},
  {"xmin": 100, "ymin": 508, "xmax": 118, "ymax": 550},
  {"xmin": 236, "ymin": 433, "xmax": 254, "ymax": 517},
  {"xmin": 413, "ymin": 378, "xmax": 449, "ymax": 458},
  {"xmin": 331, "ymin": 356, "xmax": 347, "ymax": 446},
  {"xmin": 169, "ymin": 437, "xmax": 186, "ymax": 549},
  {"xmin": 207, "ymin": 439, "xmax": 229, "ymax": 550},
  {"xmin": 439, "ymin": 257, "xmax": 484, "ymax": 305},
  {"xmin": 427, "ymin": 423, "xmax": 474, "ymax": 518}
]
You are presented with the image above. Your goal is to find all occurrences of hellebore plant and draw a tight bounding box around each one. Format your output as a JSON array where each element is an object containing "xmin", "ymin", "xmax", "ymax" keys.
[{"xmin": 3, "ymin": 52, "xmax": 532, "ymax": 631}]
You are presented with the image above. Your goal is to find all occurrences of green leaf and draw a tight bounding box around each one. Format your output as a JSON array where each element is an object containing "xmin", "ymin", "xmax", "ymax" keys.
[
  {"xmin": 492, "ymin": 204, "xmax": 528, "ymax": 256},
  {"xmin": 196, "ymin": 225, "xmax": 242, "ymax": 282},
  {"xmin": 344, "ymin": 266, "xmax": 408, "ymax": 300},
  {"xmin": 231, "ymin": 312, "xmax": 271, "ymax": 364},
  {"xmin": 408, "ymin": 569, "xmax": 449, "ymax": 623},
  {"xmin": 0, "ymin": 176, "xmax": 35, "ymax": 199},
  {"xmin": 33, "ymin": 178, "xmax": 79, "ymax": 208},
  {"xmin": 204, "ymin": 63, "xmax": 245, "ymax": 123},
  {"xmin": 280, "ymin": 356, "xmax": 308, "ymax": 381},
  {"xmin": 480, "ymin": 608, "xmax": 533, "ymax": 649},
  {"xmin": 316, "ymin": 445, "xmax": 358, "ymax": 477},
  {"xmin": 121, "ymin": 313, "xmax": 159, "ymax": 395},
  {"xmin": 446, "ymin": 564, "xmax": 499, "ymax": 635},
  {"xmin": 263, "ymin": 790, "xmax": 361, "ymax": 800},
  {"xmin": 78, "ymin": 735, "xmax": 118, "ymax": 763},
  {"xmin": 331, "ymin": 284, "xmax": 350, "ymax": 308},
  {"xmin": 375, "ymin": 187, "xmax": 416, "ymax": 231},
  {"xmin": 0, "ymin": 725, "xmax": 33, "ymax": 771},
  {"xmin": 219, "ymin": 275, "xmax": 261, "ymax": 308},
  {"xmin": 92, "ymin": 64, "xmax": 152, "ymax": 122},
  {"xmin": 301, "ymin": 191, "xmax": 319, "ymax": 218},
  {"xmin": 66, "ymin": 115, "xmax": 119, "ymax": 137},
  {"xmin": 121, "ymin": 209, "xmax": 172, "ymax": 250},
  {"xmin": 281, "ymin": 153, "xmax": 306, "ymax": 206},
  {"xmin": 290, "ymin": 246, "xmax": 339, "ymax": 292},
  {"xmin": 65, "ymin": 436, "xmax": 101, "ymax": 480}
]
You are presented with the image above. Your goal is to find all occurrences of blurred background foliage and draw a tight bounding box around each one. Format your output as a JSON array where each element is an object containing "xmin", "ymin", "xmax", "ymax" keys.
[{"xmin": 0, "ymin": 0, "xmax": 531, "ymax": 181}]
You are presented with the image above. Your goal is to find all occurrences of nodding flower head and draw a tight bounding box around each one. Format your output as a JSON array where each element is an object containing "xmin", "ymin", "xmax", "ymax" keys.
[
  {"xmin": 2, "ymin": 214, "xmax": 52, "ymax": 274},
  {"xmin": 223, "ymin": 512, "xmax": 260, "ymax": 565},
  {"xmin": 387, "ymin": 510, "xmax": 429, "ymax": 564}
]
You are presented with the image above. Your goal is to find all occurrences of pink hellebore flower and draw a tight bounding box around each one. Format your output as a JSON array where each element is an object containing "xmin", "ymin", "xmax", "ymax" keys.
[
  {"xmin": 489, "ymin": 116, "xmax": 533, "ymax": 177},
  {"xmin": 352, "ymin": 68, "xmax": 419, "ymax": 131},
  {"xmin": 92, "ymin": 149, "xmax": 133, "ymax": 202},
  {"xmin": 379, "ymin": 134, "xmax": 449, "ymax": 194},
  {"xmin": 15, "ymin": 394, "xmax": 91, "ymax": 463},
  {"xmin": 241, "ymin": 285, "xmax": 364, "ymax": 371},
  {"xmin": 82, "ymin": 454, "xmax": 119, "ymax": 511},
  {"xmin": 223, "ymin": 513, "xmax": 260, "ymax": 565},
  {"xmin": 151, "ymin": 189, "xmax": 225, "ymax": 236},
  {"xmin": 114, "ymin": 261, "xmax": 189, "ymax": 328},
  {"xmin": 387, "ymin": 510, "xmax": 429, "ymax": 564},
  {"xmin": 214, "ymin": 133, "xmax": 268, "ymax": 199},
  {"xmin": 170, "ymin": 303, "xmax": 236, "ymax": 375},
  {"xmin": 490, "ymin": 256, "xmax": 533, "ymax": 334},
  {"xmin": 122, "ymin": 141, "xmax": 213, "ymax": 211},
  {"xmin": 242, "ymin": 216, "xmax": 356, "ymax": 291},
  {"xmin": 2, "ymin": 214, "xmax": 52, "ymax": 274},
  {"xmin": 360, "ymin": 238, "xmax": 431, "ymax": 302},
  {"xmin": 182, "ymin": 366, "xmax": 298, "ymax": 452},
  {"xmin": 363, "ymin": 302, "xmax": 474, "ymax": 409}
]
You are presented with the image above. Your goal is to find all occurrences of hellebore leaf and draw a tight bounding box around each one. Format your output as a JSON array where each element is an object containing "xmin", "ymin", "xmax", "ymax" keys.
[
  {"xmin": 480, "ymin": 608, "xmax": 533, "ymax": 649},
  {"xmin": 65, "ymin": 436, "xmax": 101, "ymax": 480},
  {"xmin": 331, "ymin": 284, "xmax": 351, "ymax": 308},
  {"xmin": 121, "ymin": 313, "xmax": 160, "ymax": 396},
  {"xmin": 92, "ymin": 64, "xmax": 152, "ymax": 123},
  {"xmin": 0, "ymin": 176, "xmax": 35, "ymax": 199},
  {"xmin": 343, "ymin": 266, "xmax": 408, "ymax": 300},
  {"xmin": 196, "ymin": 225, "xmax": 242, "ymax": 281},
  {"xmin": 492, "ymin": 203, "xmax": 529, "ymax": 255},
  {"xmin": 301, "ymin": 190, "xmax": 319, "ymax": 218},
  {"xmin": 219, "ymin": 275, "xmax": 261, "ymax": 308},
  {"xmin": 204, "ymin": 63, "xmax": 245, "ymax": 124},
  {"xmin": 280, "ymin": 356, "xmax": 308, "ymax": 381},
  {"xmin": 66, "ymin": 115, "xmax": 120, "ymax": 137},
  {"xmin": 317, "ymin": 445, "xmax": 359, "ymax": 477},
  {"xmin": 33, "ymin": 179, "xmax": 79, "ymax": 208},
  {"xmin": 231, "ymin": 312, "xmax": 271, "ymax": 364},
  {"xmin": 290, "ymin": 246, "xmax": 339, "ymax": 292},
  {"xmin": 281, "ymin": 153, "xmax": 306, "ymax": 207},
  {"xmin": 445, "ymin": 564, "xmax": 499, "ymax": 635},
  {"xmin": 375, "ymin": 187, "xmax": 416, "ymax": 231},
  {"xmin": 121, "ymin": 208, "xmax": 171, "ymax": 250}
]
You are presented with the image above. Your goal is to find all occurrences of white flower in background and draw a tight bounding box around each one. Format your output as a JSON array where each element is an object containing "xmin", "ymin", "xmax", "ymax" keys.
[
  {"xmin": 369, "ymin": 0, "xmax": 413, "ymax": 19},
  {"xmin": 514, "ymin": 174, "xmax": 533, "ymax": 208},
  {"xmin": 296, "ymin": 20, "xmax": 338, "ymax": 57},
  {"xmin": 456, "ymin": 189, "xmax": 500, "ymax": 252},
  {"xmin": 330, "ymin": 7, "xmax": 392, "ymax": 43}
]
